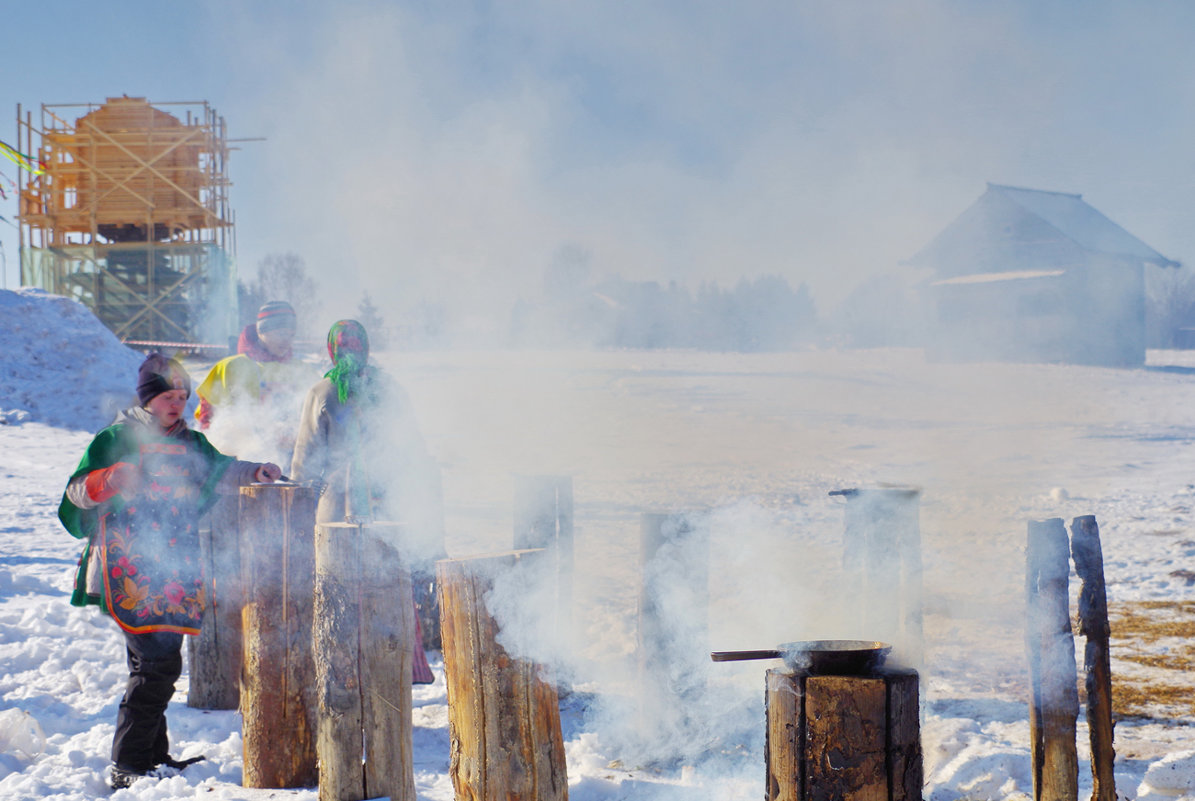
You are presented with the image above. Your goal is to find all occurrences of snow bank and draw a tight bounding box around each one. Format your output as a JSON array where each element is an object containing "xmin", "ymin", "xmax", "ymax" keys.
[
  {"xmin": 3, "ymin": 289, "xmax": 1195, "ymax": 799},
  {"xmin": 1138, "ymin": 750, "xmax": 1195, "ymax": 801},
  {"xmin": 0, "ymin": 289, "xmax": 143, "ymax": 430}
]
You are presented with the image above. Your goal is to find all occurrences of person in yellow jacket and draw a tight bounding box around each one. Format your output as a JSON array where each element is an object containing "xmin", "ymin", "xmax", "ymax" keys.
[
  {"xmin": 193, "ymin": 301, "xmax": 314, "ymax": 468},
  {"xmin": 194, "ymin": 301, "xmax": 297, "ymax": 431},
  {"xmin": 193, "ymin": 353, "xmax": 265, "ymax": 429}
]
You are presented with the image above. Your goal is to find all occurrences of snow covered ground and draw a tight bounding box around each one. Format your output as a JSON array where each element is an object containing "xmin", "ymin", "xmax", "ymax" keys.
[{"xmin": 2, "ymin": 286, "xmax": 1194, "ymax": 800}]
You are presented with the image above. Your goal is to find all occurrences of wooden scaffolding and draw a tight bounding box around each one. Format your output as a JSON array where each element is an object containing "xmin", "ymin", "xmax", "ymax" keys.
[{"xmin": 16, "ymin": 96, "xmax": 237, "ymax": 345}]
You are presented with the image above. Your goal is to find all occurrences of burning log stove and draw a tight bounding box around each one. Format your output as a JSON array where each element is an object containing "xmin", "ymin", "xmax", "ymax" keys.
[{"xmin": 714, "ymin": 641, "xmax": 922, "ymax": 801}]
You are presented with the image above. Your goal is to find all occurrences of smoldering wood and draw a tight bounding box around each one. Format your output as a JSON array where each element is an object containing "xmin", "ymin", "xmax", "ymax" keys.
[
  {"xmin": 765, "ymin": 668, "xmax": 921, "ymax": 801},
  {"xmin": 188, "ymin": 495, "xmax": 241, "ymax": 709},
  {"xmin": 239, "ymin": 484, "xmax": 319, "ymax": 789},
  {"xmin": 437, "ymin": 550, "xmax": 568, "ymax": 801},
  {"xmin": 836, "ymin": 487, "xmax": 924, "ymax": 667},
  {"xmin": 513, "ymin": 475, "xmax": 574, "ymax": 649},
  {"xmin": 313, "ymin": 522, "xmax": 415, "ymax": 801},
  {"xmin": 1070, "ymin": 516, "xmax": 1116, "ymax": 801},
  {"xmin": 637, "ymin": 511, "xmax": 709, "ymax": 734},
  {"xmin": 1025, "ymin": 518, "xmax": 1079, "ymax": 801}
]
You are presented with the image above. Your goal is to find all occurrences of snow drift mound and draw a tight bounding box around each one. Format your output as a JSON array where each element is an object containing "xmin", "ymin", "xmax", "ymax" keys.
[{"xmin": 0, "ymin": 288, "xmax": 144, "ymax": 431}]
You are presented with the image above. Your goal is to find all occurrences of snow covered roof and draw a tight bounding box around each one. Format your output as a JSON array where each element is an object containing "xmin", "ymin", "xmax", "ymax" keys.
[
  {"xmin": 989, "ymin": 184, "xmax": 1178, "ymax": 267},
  {"xmin": 906, "ymin": 183, "xmax": 1179, "ymax": 274}
]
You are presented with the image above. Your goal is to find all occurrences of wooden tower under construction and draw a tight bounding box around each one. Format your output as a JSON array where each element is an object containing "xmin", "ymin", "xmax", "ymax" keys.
[{"xmin": 16, "ymin": 96, "xmax": 237, "ymax": 345}]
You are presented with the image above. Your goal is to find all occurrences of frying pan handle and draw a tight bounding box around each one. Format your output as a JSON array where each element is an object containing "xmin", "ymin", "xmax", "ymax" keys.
[{"xmin": 710, "ymin": 650, "xmax": 782, "ymax": 662}]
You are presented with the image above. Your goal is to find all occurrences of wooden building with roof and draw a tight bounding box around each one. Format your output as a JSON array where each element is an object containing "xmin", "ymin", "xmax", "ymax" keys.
[
  {"xmin": 16, "ymin": 96, "xmax": 237, "ymax": 347},
  {"xmin": 906, "ymin": 183, "xmax": 1178, "ymax": 367}
]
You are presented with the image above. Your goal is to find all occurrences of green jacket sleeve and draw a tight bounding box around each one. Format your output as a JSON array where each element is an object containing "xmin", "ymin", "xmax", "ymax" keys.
[
  {"xmin": 189, "ymin": 429, "xmax": 236, "ymax": 517},
  {"xmin": 57, "ymin": 425, "xmax": 131, "ymax": 541}
]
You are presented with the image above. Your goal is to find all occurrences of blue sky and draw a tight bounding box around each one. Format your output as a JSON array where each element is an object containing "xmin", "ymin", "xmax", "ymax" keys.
[{"xmin": 4, "ymin": 1, "xmax": 1195, "ymax": 327}]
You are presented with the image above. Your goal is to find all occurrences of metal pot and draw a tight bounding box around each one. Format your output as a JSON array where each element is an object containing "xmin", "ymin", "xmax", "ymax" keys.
[{"xmin": 710, "ymin": 639, "xmax": 891, "ymax": 675}]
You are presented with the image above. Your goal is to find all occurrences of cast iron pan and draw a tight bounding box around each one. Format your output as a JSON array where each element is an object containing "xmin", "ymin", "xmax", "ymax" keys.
[{"xmin": 710, "ymin": 639, "xmax": 891, "ymax": 675}]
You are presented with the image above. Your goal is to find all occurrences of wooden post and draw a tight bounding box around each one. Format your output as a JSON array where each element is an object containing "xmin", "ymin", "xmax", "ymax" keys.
[
  {"xmin": 1026, "ymin": 518, "xmax": 1079, "ymax": 801},
  {"xmin": 637, "ymin": 511, "xmax": 708, "ymax": 729},
  {"xmin": 188, "ymin": 495, "xmax": 242, "ymax": 709},
  {"xmin": 766, "ymin": 670, "xmax": 805, "ymax": 801},
  {"xmin": 239, "ymin": 484, "xmax": 319, "ymax": 789},
  {"xmin": 314, "ymin": 522, "xmax": 415, "ymax": 801},
  {"xmin": 513, "ymin": 475, "xmax": 574, "ymax": 647},
  {"xmin": 835, "ymin": 486, "xmax": 923, "ymax": 667},
  {"xmin": 1070, "ymin": 516, "xmax": 1116, "ymax": 801},
  {"xmin": 806, "ymin": 674, "xmax": 887, "ymax": 801},
  {"xmin": 765, "ymin": 668, "xmax": 921, "ymax": 801},
  {"xmin": 437, "ymin": 550, "xmax": 568, "ymax": 801}
]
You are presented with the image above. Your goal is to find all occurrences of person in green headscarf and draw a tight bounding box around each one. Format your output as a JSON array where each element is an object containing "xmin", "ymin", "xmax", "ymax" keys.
[
  {"xmin": 290, "ymin": 319, "xmax": 444, "ymax": 680},
  {"xmin": 292, "ymin": 319, "xmax": 418, "ymax": 521}
]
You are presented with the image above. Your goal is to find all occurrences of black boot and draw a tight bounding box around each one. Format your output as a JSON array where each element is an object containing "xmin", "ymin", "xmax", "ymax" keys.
[{"xmin": 109, "ymin": 763, "xmax": 149, "ymax": 790}]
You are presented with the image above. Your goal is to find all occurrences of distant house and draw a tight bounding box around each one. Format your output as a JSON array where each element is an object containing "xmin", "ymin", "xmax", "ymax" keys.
[{"xmin": 906, "ymin": 183, "xmax": 1178, "ymax": 367}]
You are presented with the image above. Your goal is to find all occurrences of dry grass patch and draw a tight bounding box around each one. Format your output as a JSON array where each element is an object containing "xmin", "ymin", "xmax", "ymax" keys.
[{"xmin": 1107, "ymin": 600, "xmax": 1195, "ymax": 719}]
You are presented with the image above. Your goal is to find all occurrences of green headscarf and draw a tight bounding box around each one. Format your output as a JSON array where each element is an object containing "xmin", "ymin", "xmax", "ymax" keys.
[{"xmin": 324, "ymin": 319, "xmax": 372, "ymax": 404}]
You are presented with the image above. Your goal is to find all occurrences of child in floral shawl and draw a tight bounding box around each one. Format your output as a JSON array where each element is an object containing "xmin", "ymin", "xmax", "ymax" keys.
[{"xmin": 59, "ymin": 353, "xmax": 281, "ymax": 789}]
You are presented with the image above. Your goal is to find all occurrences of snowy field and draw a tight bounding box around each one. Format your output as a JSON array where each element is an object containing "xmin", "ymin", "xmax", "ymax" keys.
[{"xmin": 2, "ymin": 287, "xmax": 1195, "ymax": 800}]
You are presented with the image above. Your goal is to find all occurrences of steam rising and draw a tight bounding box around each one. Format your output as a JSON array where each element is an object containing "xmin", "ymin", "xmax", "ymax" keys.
[
  {"xmin": 16, "ymin": 3, "xmax": 1186, "ymax": 795},
  {"xmin": 360, "ymin": 343, "xmax": 1147, "ymax": 796},
  {"xmin": 176, "ymin": 0, "xmax": 1194, "ymax": 342}
]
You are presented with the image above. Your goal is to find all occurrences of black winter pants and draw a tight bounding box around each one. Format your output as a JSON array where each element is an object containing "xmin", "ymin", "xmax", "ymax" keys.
[{"xmin": 111, "ymin": 630, "xmax": 183, "ymax": 770}]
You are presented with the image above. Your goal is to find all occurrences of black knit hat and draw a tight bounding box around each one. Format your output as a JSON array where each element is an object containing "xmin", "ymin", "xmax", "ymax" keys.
[
  {"xmin": 136, "ymin": 353, "xmax": 192, "ymax": 405},
  {"xmin": 256, "ymin": 300, "xmax": 297, "ymax": 334}
]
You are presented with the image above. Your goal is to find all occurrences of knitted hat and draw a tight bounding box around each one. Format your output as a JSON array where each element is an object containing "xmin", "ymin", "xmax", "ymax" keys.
[
  {"xmin": 137, "ymin": 353, "xmax": 192, "ymax": 405},
  {"xmin": 256, "ymin": 301, "xmax": 297, "ymax": 334}
]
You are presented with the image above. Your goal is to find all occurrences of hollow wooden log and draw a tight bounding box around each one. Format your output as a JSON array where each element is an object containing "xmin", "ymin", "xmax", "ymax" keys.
[
  {"xmin": 1026, "ymin": 518, "xmax": 1079, "ymax": 801},
  {"xmin": 836, "ymin": 487, "xmax": 923, "ymax": 667},
  {"xmin": 765, "ymin": 668, "xmax": 921, "ymax": 801},
  {"xmin": 438, "ymin": 550, "xmax": 568, "ymax": 801},
  {"xmin": 188, "ymin": 495, "xmax": 243, "ymax": 709},
  {"xmin": 314, "ymin": 522, "xmax": 415, "ymax": 801},
  {"xmin": 239, "ymin": 484, "xmax": 319, "ymax": 789},
  {"xmin": 1070, "ymin": 516, "xmax": 1116, "ymax": 801}
]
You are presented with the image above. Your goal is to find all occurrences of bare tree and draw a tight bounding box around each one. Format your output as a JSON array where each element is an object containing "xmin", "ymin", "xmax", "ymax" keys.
[
  {"xmin": 357, "ymin": 291, "xmax": 390, "ymax": 350},
  {"xmin": 249, "ymin": 253, "xmax": 320, "ymax": 338},
  {"xmin": 1146, "ymin": 265, "xmax": 1195, "ymax": 348}
]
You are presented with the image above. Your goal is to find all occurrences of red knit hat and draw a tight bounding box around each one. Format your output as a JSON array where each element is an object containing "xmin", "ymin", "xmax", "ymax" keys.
[{"xmin": 256, "ymin": 301, "xmax": 297, "ymax": 334}]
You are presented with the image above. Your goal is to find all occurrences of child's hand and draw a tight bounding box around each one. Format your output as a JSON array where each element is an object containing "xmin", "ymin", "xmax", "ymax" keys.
[
  {"xmin": 105, "ymin": 462, "xmax": 141, "ymax": 497},
  {"xmin": 254, "ymin": 463, "xmax": 283, "ymax": 483}
]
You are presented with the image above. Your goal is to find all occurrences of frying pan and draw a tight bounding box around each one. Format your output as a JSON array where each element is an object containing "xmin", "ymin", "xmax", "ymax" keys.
[{"xmin": 710, "ymin": 639, "xmax": 891, "ymax": 675}]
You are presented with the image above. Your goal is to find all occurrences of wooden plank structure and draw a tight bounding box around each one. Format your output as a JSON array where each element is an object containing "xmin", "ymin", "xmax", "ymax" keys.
[
  {"xmin": 1025, "ymin": 518, "xmax": 1079, "ymax": 801},
  {"xmin": 437, "ymin": 550, "xmax": 568, "ymax": 801},
  {"xmin": 239, "ymin": 484, "xmax": 320, "ymax": 789},
  {"xmin": 314, "ymin": 522, "xmax": 415, "ymax": 801},
  {"xmin": 15, "ymin": 97, "xmax": 237, "ymax": 344},
  {"xmin": 833, "ymin": 486, "xmax": 924, "ymax": 667},
  {"xmin": 187, "ymin": 496, "xmax": 242, "ymax": 709},
  {"xmin": 765, "ymin": 668, "xmax": 921, "ymax": 801},
  {"xmin": 1070, "ymin": 516, "xmax": 1116, "ymax": 801}
]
